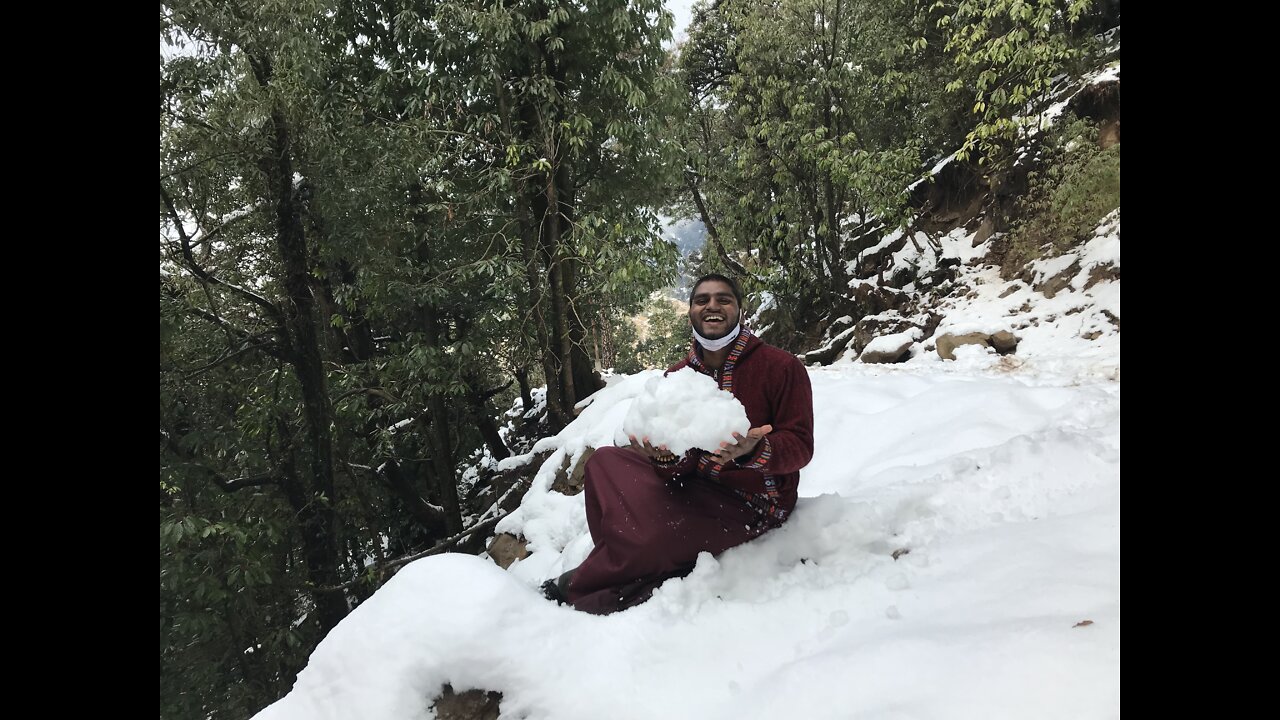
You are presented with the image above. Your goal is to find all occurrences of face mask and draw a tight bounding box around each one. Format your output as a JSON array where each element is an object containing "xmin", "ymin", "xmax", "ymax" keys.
[{"xmin": 693, "ymin": 321, "xmax": 741, "ymax": 351}]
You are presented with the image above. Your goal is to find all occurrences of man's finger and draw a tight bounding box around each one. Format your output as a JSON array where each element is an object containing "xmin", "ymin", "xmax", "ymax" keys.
[
  {"xmin": 627, "ymin": 435, "xmax": 649, "ymax": 457},
  {"xmin": 748, "ymin": 424, "xmax": 774, "ymax": 438}
]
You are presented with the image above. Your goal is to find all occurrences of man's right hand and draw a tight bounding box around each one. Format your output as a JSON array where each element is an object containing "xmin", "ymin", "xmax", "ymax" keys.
[{"xmin": 627, "ymin": 435, "xmax": 679, "ymax": 464}]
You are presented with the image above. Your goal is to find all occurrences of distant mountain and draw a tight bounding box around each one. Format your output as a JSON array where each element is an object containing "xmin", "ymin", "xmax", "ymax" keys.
[
  {"xmin": 665, "ymin": 217, "xmax": 707, "ymax": 256},
  {"xmin": 660, "ymin": 216, "xmax": 707, "ymax": 300}
]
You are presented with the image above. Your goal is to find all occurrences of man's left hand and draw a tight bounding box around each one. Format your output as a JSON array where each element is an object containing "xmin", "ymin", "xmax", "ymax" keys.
[{"xmin": 710, "ymin": 424, "xmax": 773, "ymax": 465}]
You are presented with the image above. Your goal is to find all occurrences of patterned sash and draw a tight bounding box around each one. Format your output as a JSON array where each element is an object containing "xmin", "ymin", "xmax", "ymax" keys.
[{"xmin": 685, "ymin": 328, "xmax": 788, "ymax": 526}]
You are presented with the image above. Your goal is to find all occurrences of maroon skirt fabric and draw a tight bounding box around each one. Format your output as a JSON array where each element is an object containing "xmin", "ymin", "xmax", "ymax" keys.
[{"xmin": 565, "ymin": 446, "xmax": 769, "ymax": 614}]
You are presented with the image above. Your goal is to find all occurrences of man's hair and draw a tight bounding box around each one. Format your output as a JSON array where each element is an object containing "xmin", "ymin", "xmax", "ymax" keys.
[{"xmin": 689, "ymin": 273, "xmax": 743, "ymax": 307}]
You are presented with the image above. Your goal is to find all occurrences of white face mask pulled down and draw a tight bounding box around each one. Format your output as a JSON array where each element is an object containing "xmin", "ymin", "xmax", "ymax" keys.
[{"xmin": 693, "ymin": 320, "xmax": 741, "ymax": 352}]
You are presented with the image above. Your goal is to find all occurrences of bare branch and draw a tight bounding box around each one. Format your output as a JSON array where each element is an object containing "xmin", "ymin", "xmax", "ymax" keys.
[
  {"xmin": 181, "ymin": 334, "xmax": 282, "ymax": 379},
  {"xmin": 160, "ymin": 184, "xmax": 288, "ymax": 327},
  {"xmin": 479, "ymin": 380, "xmax": 513, "ymax": 401},
  {"xmin": 162, "ymin": 433, "xmax": 282, "ymax": 492},
  {"xmin": 160, "ymin": 152, "xmax": 237, "ymax": 181},
  {"xmin": 180, "ymin": 303, "xmax": 255, "ymax": 342},
  {"xmin": 213, "ymin": 472, "xmax": 281, "ymax": 491},
  {"xmin": 333, "ymin": 387, "xmax": 403, "ymax": 405},
  {"xmin": 314, "ymin": 513, "xmax": 508, "ymax": 594}
]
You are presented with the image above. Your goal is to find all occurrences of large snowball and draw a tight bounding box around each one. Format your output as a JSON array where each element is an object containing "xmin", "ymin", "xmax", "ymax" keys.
[{"xmin": 620, "ymin": 367, "xmax": 751, "ymax": 455}]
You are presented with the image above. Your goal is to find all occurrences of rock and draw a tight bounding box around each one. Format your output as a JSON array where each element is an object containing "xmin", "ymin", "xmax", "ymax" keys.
[
  {"xmin": 861, "ymin": 339, "xmax": 914, "ymax": 364},
  {"xmin": 550, "ymin": 446, "xmax": 595, "ymax": 496},
  {"xmin": 1035, "ymin": 260, "xmax": 1082, "ymax": 299},
  {"xmin": 431, "ymin": 685, "xmax": 501, "ymax": 720},
  {"xmin": 486, "ymin": 533, "xmax": 528, "ymax": 570},
  {"xmin": 1084, "ymin": 263, "xmax": 1120, "ymax": 290},
  {"xmin": 972, "ymin": 216, "xmax": 997, "ymax": 247},
  {"xmin": 988, "ymin": 330, "xmax": 1019, "ymax": 355},
  {"xmin": 936, "ymin": 332, "xmax": 990, "ymax": 360}
]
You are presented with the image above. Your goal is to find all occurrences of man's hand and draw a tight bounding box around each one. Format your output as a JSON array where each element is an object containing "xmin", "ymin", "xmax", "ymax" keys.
[
  {"xmin": 627, "ymin": 435, "xmax": 679, "ymax": 464},
  {"xmin": 710, "ymin": 425, "xmax": 773, "ymax": 466}
]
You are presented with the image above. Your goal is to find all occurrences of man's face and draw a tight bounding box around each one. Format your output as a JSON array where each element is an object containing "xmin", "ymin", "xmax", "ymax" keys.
[{"xmin": 689, "ymin": 280, "xmax": 740, "ymax": 341}]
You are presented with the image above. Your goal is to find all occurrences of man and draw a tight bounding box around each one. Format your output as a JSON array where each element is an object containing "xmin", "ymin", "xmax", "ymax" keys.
[{"xmin": 544, "ymin": 274, "xmax": 814, "ymax": 614}]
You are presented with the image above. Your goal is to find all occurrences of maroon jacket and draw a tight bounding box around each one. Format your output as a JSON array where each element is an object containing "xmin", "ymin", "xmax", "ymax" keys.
[{"xmin": 656, "ymin": 330, "xmax": 814, "ymax": 522}]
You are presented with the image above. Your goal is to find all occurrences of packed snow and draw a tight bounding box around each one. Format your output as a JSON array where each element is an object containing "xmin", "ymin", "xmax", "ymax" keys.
[
  {"xmin": 256, "ymin": 213, "xmax": 1120, "ymax": 720},
  {"xmin": 621, "ymin": 367, "xmax": 750, "ymax": 455}
]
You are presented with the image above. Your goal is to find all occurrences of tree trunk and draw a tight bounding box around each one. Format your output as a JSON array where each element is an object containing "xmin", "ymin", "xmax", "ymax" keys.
[
  {"xmin": 686, "ymin": 170, "xmax": 748, "ymax": 276},
  {"xmin": 277, "ymin": 416, "xmax": 348, "ymax": 636},
  {"xmin": 464, "ymin": 372, "xmax": 511, "ymax": 461},
  {"xmin": 821, "ymin": 1, "xmax": 849, "ymax": 295},
  {"xmin": 251, "ymin": 50, "xmax": 347, "ymax": 635},
  {"xmin": 381, "ymin": 460, "xmax": 449, "ymax": 537},
  {"xmin": 420, "ymin": 306, "xmax": 464, "ymax": 534},
  {"xmin": 807, "ymin": 181, "xmax": 829, "ymax": 281},
  {"xmin": 822, "ymin": 174, "xmax": 847, "ymax": 292},
  {"xmin": 560, "ymin": 252, "xmax": 603, "ymax": 402},
  {"xmin": 545, "ymin": 173, "xmax": 577, "ymax": 413},
  {"xmin": 517, "ymin": 94, "xmax": 567, "ymax": 429},
  {"xmin": 515, "ymin": 366, "xmax": 534, "ymax": 415}
]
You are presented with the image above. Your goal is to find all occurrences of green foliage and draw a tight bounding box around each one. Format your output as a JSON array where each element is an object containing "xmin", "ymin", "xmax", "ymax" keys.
[
  {"xmin": 1003, "ymin": 116, "xmax": 1119, "ymax": 271},
  {"xmin": 162, "ymin": 0, "xmax": 1121, "ymax": 712},
  {"xmin": 160, "ymin": 500, "xmax": 309, "ymax": 719},
  {"xmin": 162, "ymin": 0, "xmax": 684, "ymax": 715},
  {"xmin": 669, "ymin": 0, "xmax": 1117, "ymax": 349},
  {"xmin": 933, "ymin": 0, "xmax": 1103, "ymax": 167},
  {"xmin": 612, "ymin": 298, "xmax": 690, "ymax": 374},
  {"xmin": 668, "ymin": 0, "xmax": 975, "ymax": 338}
]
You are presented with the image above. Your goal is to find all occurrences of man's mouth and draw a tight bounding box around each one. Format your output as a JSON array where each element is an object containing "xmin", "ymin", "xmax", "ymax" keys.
[{"xmin": 702, "ymin": 314, "xmax": 725, "ymax": 325}]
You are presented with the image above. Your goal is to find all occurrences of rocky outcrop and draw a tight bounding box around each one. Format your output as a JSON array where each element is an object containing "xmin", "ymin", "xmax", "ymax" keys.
[
  {"xmin": 911, "ymin": 157, "xmax": 988, "ymax": 235},
  {"xmin": 431, "ymin": 685, "xmax": 501, "ymax": 720},
  {"xmin": 935, "ymin": 330, "xmax": 1020, "ymax": 360},
  {"xmin": 935, "ymin": 332, "xmax": 990, "ymax": 360},
  {"xmin": 1027, "ymin": 260, "xmax": 1082, "ymax": 299},
  {"xmin": 1067, "ymin": 77, "xmax": 1120, "ymax": 149},
  {"xmin": 798, "ymin": 316, "xmax": 857, "ymax": 366},
  {"xmin": 486, "ymin": 533, "xmax": 529, "ymax": 569},
  {"xmin": 989, "ymin": 331, "xmax": 1019, "ymax": 354},
  {"xmin": 860, "ymin": 337, "xmax": 915, "ymax": 364},
  {"xmin": 550, "ymin": 446, "xmax": 595, "ymax": 496},
  {"xmin": 848, "ymin": 312, "xmax": 940, "ymax": 363}
]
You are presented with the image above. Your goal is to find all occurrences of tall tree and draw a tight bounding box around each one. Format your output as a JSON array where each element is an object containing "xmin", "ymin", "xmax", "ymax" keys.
[{"xmin": 162, "ymin": 1, "xmax": 683, "ymax": 715}]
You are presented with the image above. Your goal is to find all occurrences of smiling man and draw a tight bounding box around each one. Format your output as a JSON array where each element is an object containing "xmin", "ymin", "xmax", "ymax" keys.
[{"xmin": 543, "ymin": 274, "xmax": 815, "ymax": 614}]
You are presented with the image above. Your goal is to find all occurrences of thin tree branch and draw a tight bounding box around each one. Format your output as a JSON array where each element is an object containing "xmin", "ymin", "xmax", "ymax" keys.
[
  {"xmin": 160, "ymin": 184, "xmax": 288, "ymax": 327},
  {"xmin": 162, "ymin": 433, "xmax": 282, "ymax": 492},
  {"xmin": 181, "ymin": 334, "xmax": 281, "ymax": 379},
  {"xmin": 333, "ymin": 387, "xmax": 403, "ymax": 405},
  {"xmin": 314, "ymin": 513, "xmax": 508, "ymax": 594}
]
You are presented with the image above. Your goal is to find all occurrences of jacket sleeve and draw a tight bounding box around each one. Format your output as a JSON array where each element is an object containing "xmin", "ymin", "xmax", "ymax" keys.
[{"xmin": 737, "ymin": 353, "xmax": 814, "ymax": 476}]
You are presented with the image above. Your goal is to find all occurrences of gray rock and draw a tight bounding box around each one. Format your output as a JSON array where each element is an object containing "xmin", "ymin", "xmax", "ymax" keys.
[{"xmin": 936, "ymin": 332, "xmax": 990, "ymax": 360}]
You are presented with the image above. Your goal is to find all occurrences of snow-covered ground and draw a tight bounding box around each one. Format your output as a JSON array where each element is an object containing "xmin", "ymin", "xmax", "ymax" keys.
[{"xmin": 256, "ymin": 214, "xmax": 1120, "ymax": 720}]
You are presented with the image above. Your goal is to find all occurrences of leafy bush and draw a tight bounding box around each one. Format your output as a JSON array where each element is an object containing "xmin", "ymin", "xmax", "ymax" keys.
[{"xmin": 1003, "ymin": 116, "xmax": 1120, "ymax": 272}]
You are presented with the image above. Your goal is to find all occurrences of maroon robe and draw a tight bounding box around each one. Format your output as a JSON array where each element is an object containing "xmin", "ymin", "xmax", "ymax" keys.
[{"xmin": 565, "ymin": 329, "xmax": 814, "ymax": 614}]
